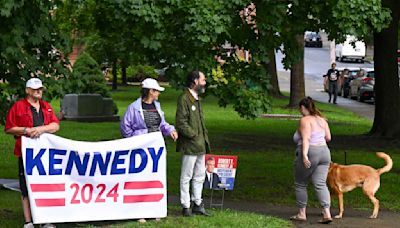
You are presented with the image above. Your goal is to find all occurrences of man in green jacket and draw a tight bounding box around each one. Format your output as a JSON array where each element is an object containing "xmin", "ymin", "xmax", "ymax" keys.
[{"xmin": 176, "ymin": 71, "xmax": 211, "ymax": 217}]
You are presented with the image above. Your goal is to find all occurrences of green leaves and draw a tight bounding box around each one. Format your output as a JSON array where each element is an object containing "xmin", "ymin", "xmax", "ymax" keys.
[
  {"xmin": 0, "ymin": 0, "xmax": 70, "ymax": 124},
  {"xmin": 0, "ymin": 0, "xmax": 24, "ymax": 17},
  {"xmin": 327, "ymin": 0, "xmax": 391, "ymax": 42},
  {"xmin": 210, "ymin": 58, "xmax": 271, "ymax": 119}
]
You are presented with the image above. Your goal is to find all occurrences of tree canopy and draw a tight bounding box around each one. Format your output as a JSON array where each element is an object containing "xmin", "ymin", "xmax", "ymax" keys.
[
  {"xmin": 0, "ymin": 0, "xmax": 397, "ymax": 126},
  {"xmin": 0, "ymin": 0, "xmax": 70, "ymax": 124}
]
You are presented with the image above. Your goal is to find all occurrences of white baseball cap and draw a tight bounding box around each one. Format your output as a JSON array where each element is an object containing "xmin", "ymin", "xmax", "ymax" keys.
[
  {"xmin": 141, "ymin": 78, "xmax": 165, "ymax": 91},
  {"xmin": 26, "ymin": 78, "xmax": 44, "ymax": 89}
]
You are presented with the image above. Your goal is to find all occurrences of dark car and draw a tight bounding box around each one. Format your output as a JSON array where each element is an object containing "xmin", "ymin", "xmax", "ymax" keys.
[{"xmin": 304, "ymin": 32, "xmax": 322, "ymax": 47}]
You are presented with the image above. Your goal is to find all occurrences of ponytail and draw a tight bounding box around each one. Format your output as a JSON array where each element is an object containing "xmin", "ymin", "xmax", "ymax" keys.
[{"xmin": 299, "ymin": 97, "xmax": 325, "ymax": 118}]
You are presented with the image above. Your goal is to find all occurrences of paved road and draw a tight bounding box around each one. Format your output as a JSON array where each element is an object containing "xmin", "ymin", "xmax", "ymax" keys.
[
  {"xmin": 276, "ymin": 47, "xmax": 373, "ymax": 80},
  {"xmin": 275, "ymin": 46, "xmax": 375, "ymax": 120}
]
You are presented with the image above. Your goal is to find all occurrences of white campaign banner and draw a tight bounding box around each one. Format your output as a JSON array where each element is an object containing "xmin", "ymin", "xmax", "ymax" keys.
[{"xmin": 22, "ymin": 132, "xmax": 167, "ymax": 224}]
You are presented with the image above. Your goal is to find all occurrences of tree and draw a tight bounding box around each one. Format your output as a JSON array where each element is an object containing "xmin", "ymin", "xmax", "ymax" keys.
[
  {"xmin": 264, "ymin": 50, "xmax": 283, "ymax": 97},
  {"xmin": 56, "ymin": 0, "xmax": 390, "ymax": 119},
  {"xmin": 370, "ymin": 0, "xmax": 400, "ymax": 137},
  {"xmin": 58, "ymin": 0, "xmax": 168, "ymax": 90},
  {"xmin": 0, "ymin": 0, "xmax": 70, "ymax": 124},
  {"xmin": 276, "ymin": 0, "xmax": 390, "ymax": 107}
]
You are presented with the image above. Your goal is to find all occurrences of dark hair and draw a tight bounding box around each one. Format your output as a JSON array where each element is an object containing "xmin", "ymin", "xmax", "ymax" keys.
[
  {"xmin": 299, "ymin": 97, "xmax": 324, "ymax": 117},
  {"xmin": 140, "ymin": 88, "xmax": 150, "ymax": 99},
  {"xmin": 186, "ymin": 71, "xmax": 201, "ymax": 88},
  {"xmin": 206, "ymin": 157, "xmax": 215, "ymax": 162}
]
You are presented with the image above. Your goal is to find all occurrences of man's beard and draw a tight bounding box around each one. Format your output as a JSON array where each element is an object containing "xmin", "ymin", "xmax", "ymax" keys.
[{"xmin": 195, "ymin": 85, "xmax": 205, "ymax": 94}]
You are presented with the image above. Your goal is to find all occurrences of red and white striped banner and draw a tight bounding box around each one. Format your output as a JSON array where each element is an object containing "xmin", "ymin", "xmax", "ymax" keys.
[{"xmin": 22, "ymin": 132, "xmax": 167, "ymax": 224}]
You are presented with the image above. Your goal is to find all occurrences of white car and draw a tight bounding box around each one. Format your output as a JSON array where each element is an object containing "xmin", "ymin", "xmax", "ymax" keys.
[{"xmin": 335, "ymin": 36, "xmax": 366, "ymax": 63}]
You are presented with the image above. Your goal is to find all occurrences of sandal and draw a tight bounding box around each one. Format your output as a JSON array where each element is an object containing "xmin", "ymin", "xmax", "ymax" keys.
[
  {"xmin": 290, "ymin": 215, "xmax": 307, "ymax": 221},
  {"xmin": 318, "ymin": 217, "xmax": 333, "ymax": 224}
]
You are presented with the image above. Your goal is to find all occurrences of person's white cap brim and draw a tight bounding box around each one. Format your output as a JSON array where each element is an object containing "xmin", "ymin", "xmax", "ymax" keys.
[
  {"xmin": 141, "ymin": 78, "xmax": 165, "ymax": 91},
  {"xmin": 26, "ymin": 78, "xmax": 44, "ymax": 89}
]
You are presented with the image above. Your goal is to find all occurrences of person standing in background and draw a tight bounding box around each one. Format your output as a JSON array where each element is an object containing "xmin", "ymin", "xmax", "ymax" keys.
[{"xmin": 324, "ymin": 63, "xmax": 340, "ymax": 104}]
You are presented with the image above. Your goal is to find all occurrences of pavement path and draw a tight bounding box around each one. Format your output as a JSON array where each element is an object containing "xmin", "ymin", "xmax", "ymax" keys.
[
  {"xmin": 168, "ymin": 195, "xmax": 400, "ymax": 228},
  {"xmin": 3, "ymin": 179, "xmax": 399, "ymax": 227}
]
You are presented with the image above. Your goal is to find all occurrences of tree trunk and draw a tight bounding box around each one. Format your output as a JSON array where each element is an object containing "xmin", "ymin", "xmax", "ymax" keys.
[
  {"xmin": 264, "ymin": 49, "xmax": 283, "ymax": 97},
  {"xmin": 370, "ymin": 0, "xmax": 400, "ymax": 137},
  {"xmin": 121, "ymin": 61, "xmax": 127, "ymax": 85},
  {"xmin": 288, "ymin": 34, "xmax": 305, "ymax": 107},
  {"xmin": 112, "ymin": 61, "xmax": 118, "ymax": 90}
]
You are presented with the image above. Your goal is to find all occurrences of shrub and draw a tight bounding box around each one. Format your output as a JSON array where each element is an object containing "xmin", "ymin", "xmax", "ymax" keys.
[
  {"xmin": 62, "ymin": 52, "xmax": 117, "ymax": 114},
  {"xmin": 63, "ymin": 52, "xmax": 111, "ymax": 97},
  {"xmin": 126, "ymin": 64, "xmax": 158, "ymax": 82}
]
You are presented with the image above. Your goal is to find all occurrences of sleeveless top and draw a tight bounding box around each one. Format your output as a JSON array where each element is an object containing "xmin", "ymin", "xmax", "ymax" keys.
[
  {"xmin": 293, "ymin": 117, "xmax": 327, "ymax": 145},
  {"xmin": 293, "ymin": 130, "xmax": 326, "ymax": 146}
]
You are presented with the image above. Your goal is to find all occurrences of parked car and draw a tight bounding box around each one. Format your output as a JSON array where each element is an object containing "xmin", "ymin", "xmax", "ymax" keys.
[
  {"xmin": 335, "ymin": 36, "xmax": 366, "ymax": 63},
  {"xmin": 349, "ymin": 68, "xmax": 375, "ymax": 102},
  {"xmin": 304, "ymin": 32, "xmax": 323, "ymax": 47}
]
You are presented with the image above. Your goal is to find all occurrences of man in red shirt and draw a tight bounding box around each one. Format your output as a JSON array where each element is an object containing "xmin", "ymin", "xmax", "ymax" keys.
[{"xmin": 5, "ymin": 78, "xmax": 59, "ymax": 228}]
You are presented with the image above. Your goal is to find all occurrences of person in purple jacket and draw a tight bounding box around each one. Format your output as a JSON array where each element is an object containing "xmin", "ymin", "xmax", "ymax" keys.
[
  {"xmin": 121, "ymin": 78, "xmax": 178, "ymax": 139},
  {"xmin": 120, "ymin": 78, "xmax": 178, "ymax": 223}
]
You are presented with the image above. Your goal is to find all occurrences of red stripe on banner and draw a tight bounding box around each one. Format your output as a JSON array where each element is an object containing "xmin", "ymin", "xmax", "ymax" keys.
[
  {"xmin": 123, "ymin": 194, "xmax": 164, "ymax": 203},
  {"xmin": 124, "ymin": 181, "xmax": 163, "ymax": 190},
  {"xmin": 35, "ymin": 198, "xmax": 65, "ymax": 207},
  {"xmin": 30, "ymin": 184, "xmax": 65, "ymax": 192}
]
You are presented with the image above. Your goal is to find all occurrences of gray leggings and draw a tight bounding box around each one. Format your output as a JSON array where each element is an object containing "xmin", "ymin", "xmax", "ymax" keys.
[{"xmin": 294, "ymin": 145, "xmax": 331, "ymax": 208}]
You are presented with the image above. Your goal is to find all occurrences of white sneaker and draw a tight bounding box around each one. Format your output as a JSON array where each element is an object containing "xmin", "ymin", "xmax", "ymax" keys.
[
  {"xmin": 23, "ymin": 222, "xmax": 34, "ymax": 228},
  {"xmin": 138, "ymin": 218, "xmax": 146, "ymax": 223},
  {"xmin": 40, "ymin": 224, "xmax": 56, "ymax": 228}
]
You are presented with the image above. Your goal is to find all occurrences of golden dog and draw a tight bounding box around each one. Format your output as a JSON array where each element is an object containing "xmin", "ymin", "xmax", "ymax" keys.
[{"xmin": 327, "ymin": 152, "xmax": 392, "ymax": 219}]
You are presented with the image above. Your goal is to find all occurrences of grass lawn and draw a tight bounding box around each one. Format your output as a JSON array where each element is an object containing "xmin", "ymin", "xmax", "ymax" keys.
[{"xmin": 1, "ymin": 86, "xmax": 399, "ymax": 227}]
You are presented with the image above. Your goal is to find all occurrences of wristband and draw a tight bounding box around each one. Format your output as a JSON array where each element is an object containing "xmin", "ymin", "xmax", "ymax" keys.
[{"xmin": 23, "ymin": 127, "xmax": 27, "ymax": 135}]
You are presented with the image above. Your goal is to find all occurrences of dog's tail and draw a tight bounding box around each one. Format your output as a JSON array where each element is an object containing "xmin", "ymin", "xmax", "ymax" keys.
[{"xmin": 376, "ymin": 152, "xmax": 393, "ymax": 175}]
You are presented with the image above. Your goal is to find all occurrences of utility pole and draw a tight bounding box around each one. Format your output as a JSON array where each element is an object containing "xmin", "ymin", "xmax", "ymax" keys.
[{"xmin": 330, "ymin": 40, "xmax": 336, "ymax": 64}]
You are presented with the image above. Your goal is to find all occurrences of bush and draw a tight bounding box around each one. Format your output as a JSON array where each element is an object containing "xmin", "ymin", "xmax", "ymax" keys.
[
  {"xmin": 62, "ymin": 52, "xmax": 117, "ymax": 114},
  {"xmin": 63, "ymin": 52, "xmax": 111, "ymax": 97},
  {"xmin": 126, "ymin": 64, "xmax": 158, "ymax": 82}
]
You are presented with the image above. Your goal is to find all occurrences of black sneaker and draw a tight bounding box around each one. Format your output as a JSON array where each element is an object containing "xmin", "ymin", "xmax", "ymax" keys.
[
  {"xmin": 182, "ymin": 207, "xmax": 192, "ymax": 217},
  {"xmin": 192, "ymin": 203, "xmax": 210, "ymax": 216}
]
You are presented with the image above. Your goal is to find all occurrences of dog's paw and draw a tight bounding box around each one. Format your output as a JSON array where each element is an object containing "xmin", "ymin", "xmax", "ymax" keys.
[
  {"xmin": 369, "ymin": 214, "xmax": 378, "ymax": 219},
  {"xmin": 334, "ymin": 214, "xmax": 342, "ymax": 219}
]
